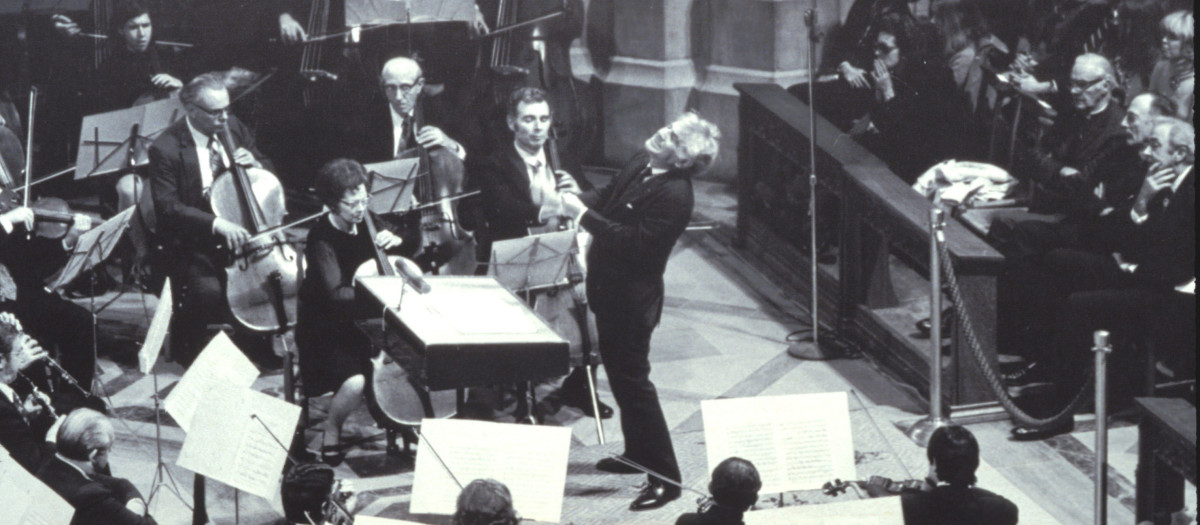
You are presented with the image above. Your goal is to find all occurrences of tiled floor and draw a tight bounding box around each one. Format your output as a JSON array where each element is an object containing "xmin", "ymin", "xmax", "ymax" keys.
[{"xmin": 57, "ymin": 178, "xmax": 1192, "ymax": 524}]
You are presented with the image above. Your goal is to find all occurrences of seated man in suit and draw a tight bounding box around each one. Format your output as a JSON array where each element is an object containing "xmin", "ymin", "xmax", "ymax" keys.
[
  {"xmin": 149, "ymin": 72, "xmax": 278, "ymax": 369},
  {"xmin": 676, "ymin": 457, "xmax": 762, "ymax": 525},
  {"xmin": 1009, "ymin": 117, "xmax": 1195, "ymax": 440},
  {"xmin": 37, "ymin": 408, "xmax": 156, "ymax": 525},
  {"xmin": 900, "ymin": 425, "xmax": 1018, "ymax": 524},
  {"xmin": 462, "ymin": 87, "xmax": 606, "ymax": 418},
  {"xmin": 0, "ymin": 313, "xmax": 56, "ymax": 474}
]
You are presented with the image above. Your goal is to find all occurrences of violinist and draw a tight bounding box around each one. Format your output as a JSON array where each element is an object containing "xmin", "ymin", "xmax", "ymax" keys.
[
  {"xmin": 897, "ymin": 425, "xmax": 1017, "ymax": 524},
  {"xmin": 148, "ymin": 72, "xmax": 278, "ymax": 369},
  {"xmin": 296, "ymin": 158, "xmax": 411, "ymax": 465},
  {"xmin": 0, "ymin": 199, "xmax": 97, "ymax": 414},
  {"xmin": 462, "ymin": 87, "xmax": 609, "ymax": 418},
  {"xmin": 675, "ymin": 457, "xmax": 761, "ymax": 525},
  {"xmin": 0, "ymin": 313, "xmax": 57, "ymax": 474}
]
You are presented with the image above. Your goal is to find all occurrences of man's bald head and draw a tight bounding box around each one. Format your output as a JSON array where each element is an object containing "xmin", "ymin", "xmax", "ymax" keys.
[
  {"xmin": 1123, "ymin": 92, "xmax": 1177, "ymax": 145},
  {"xmin": 1069, "ymin": 53, "xmax": 1115, "ymax": 113},
  {"xmin": 380, "ymin": 57, "xmax": 425, "ymax": 115}
]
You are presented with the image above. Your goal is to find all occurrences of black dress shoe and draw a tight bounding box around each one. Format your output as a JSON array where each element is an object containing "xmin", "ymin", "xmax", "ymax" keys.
[
  {"xmin": 1010, "ymin": 418, "xmax": 1074, "ymax": 441},
  {"xmin": 629, "ymin": 481, "xmax": 681, "ymax": 511},
  {"xmin": 596, "ymin": 457, "xmax": 641, "ymax": 474}
]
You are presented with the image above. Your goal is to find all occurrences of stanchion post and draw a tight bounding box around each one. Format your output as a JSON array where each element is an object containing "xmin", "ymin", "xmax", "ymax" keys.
[
  {"xmin": 906, "ymin": 208, "xmax": 953, "ymax": 447},
  {"xmin": 1093, "ymin": 330, "xmax": 1111, "ymax": 525}
]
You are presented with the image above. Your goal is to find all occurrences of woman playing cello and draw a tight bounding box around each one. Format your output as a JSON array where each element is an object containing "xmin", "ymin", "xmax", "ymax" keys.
[{"xmin": 296, "ymin": 158, "xmax": 410, "ymax": 465}]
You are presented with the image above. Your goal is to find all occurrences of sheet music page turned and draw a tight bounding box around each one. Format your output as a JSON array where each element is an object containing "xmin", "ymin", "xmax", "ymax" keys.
[
  {"xmin": 177, "ymin": 386, "xmax": 301, "ymax": 500},
  {"xmin": 0, "ymin": 450, "xmax": 76, "ymax": 525},
  {"xmin": 164, "ymin": 332, "xmax": 260, "ymax": 432},
  {"xmin": 701, "ymin": 392, "xmax": 856, "ymax": 493},
  {"xmin": 409, "ymin": 419, "xmax": 571, "ymax": 523},
  {"xmin": 138, "ymin": 278, "xmax": 172, "ymax": 374},
  {"xmin": 743, "ymin": 495, "xmax": 904, "ymax": 524}
]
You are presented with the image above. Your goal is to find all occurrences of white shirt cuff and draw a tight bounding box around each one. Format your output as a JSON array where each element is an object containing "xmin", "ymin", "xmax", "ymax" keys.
[{"xmin": 0, "ymin": 216, "xmax": 12, "ymax": 234}]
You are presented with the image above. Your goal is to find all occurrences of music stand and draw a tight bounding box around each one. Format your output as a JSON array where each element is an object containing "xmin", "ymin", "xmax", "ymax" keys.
[
  {"xmin": 74, "ymin": 97, "xmax": 185, "ymax": 181},
  {"xmin": 364, "ymin": 158, "xmax": 421, "ymax": 215},
  {"xmin": 488, "ymin": 230, "xmax": 575, "ymax": 297},
  {"xmin": 46, "ymin": 206, "xmax": 135, "ymax": 292}
]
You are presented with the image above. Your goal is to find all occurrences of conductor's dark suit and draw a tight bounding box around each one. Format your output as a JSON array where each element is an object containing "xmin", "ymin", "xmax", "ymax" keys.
[
  {"xmin": 37, "ymin": 456, "xmax": 157, "ymax": 525},
  {"xmin": 148, "ymin": 115, "xmax": 273, "ymax": 367},
  {"xmin": 579, "ymin": 152, "xmax": 692, "ymax": 484}
]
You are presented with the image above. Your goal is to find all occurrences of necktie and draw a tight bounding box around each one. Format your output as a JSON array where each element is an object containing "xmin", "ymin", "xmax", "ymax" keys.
[
  {"xmin": 396, "ymin": 117, "xmax": 411, "ymax": 157},
  {"xmin": 208, "ymin": 136, "xmax": 224, "ymax": 175}
]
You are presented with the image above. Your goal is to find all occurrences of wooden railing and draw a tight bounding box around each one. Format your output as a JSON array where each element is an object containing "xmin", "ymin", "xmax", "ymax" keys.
[{"xmin": 734, "ymin": 83, "xmax": 1005, "ymax": 413}]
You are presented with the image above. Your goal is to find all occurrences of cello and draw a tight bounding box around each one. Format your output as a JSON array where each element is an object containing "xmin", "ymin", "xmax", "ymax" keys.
[
  {"xmin": 210, "ymin": 122, "xmax": 299, "ymax": 333},
  {"xmin": 407, "ymin": 101, "xmax": 477, "ymax": 275}
]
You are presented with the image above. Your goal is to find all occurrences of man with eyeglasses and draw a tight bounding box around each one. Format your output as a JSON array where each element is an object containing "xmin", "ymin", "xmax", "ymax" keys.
[
  {"xmin": 347, "ymin": 56, "xmax": 467, "ymax": 164},
  {"xmin": 149, "ymin": 72, "xmax": 279, "ymax": 370}
]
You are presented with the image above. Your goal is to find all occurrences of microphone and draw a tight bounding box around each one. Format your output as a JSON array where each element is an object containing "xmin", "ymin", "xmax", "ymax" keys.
[{"xmin": 392, "ymin": 257, "xmax": 432, "ymax": 294}]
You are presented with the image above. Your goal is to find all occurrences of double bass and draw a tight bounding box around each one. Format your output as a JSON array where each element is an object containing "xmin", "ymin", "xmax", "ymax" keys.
[{"xmin": 210, "ymin": 122, "xmax": 299, "ymax": 332}]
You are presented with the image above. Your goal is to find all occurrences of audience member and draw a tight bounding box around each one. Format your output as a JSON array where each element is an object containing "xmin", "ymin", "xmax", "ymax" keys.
[
  {"xmin": 1147, "ymin": 11, "xmax": 1194, "ymax": 120},
  {"xmin": 37, "ymin": 409, "xmax": 156, "ymax": 525},
  {"xmin": 453, "ymin": 478, "xmax": 520, "ymax": 525},
  {"xmin": 901, "ymin": 425, "xmax": 1018, "ymax": 524},
  {"xmin": 929, "ymin": 0, "xmax": 1010, "ymax": 159},
  {"xmin": 676, "ymin": 457, "xmax": 762, "ymax": 525}
]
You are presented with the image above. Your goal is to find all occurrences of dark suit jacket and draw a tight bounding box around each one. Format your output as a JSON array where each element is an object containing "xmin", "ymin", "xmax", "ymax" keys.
[
  {"xmin": 37, "ymin": 456, "xmax": 157, "ymax": 525},
  {"xmin": 0, "ymin": 393, "xmax": 54, "ymax": 473},
  {"xmin": 1017, "ymin": 102, "xmax": 1141, "ymax": 218},
  {"xmin": 343, "ymin": 93, "xmax": 462, "ymax": 165},
  {"xmin": 1103, "ymin": 168, "xmax": 1195, "ymax": 288},
  {"xmin": 581, "ymin": 153, "xmax": 694, "ymax": 326},
  {"xmin": 901, "ymin": 486, "xmax": 1018, "ymax": 525},
  {"xmin": 148, "ymin": 115, "xmax": 270, "ymax": 255},
  {"xmin": 463, "ymin": 141, "xmax": 587, "ymax": 245}
]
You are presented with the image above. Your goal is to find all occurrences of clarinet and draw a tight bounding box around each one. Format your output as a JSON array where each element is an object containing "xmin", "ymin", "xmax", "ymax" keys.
[{"xmin": 18, "ymin": 372, "xmax": 59, "ymax": 416}]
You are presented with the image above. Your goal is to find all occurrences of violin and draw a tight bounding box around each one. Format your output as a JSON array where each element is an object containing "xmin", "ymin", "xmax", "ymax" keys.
[
  {"xmin": 209, "ymin": 123, "xmax": 299, "ymax": 333},
  {"xmin": 823, "ymin": 476, "xmax": 927, "ymax": 498},
  {"xmin": 1, "ymin": 86, "xmax": 78, "ymax": 240},
  {"xmin": 408, "ymin": 101, "xmax": 476, "ymax": 275}
]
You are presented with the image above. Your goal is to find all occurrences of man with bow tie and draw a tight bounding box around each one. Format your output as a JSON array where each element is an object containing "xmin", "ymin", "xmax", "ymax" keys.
[{"xmin": 560, "ymin": 112, "xmax": 720, "ymax": 511}]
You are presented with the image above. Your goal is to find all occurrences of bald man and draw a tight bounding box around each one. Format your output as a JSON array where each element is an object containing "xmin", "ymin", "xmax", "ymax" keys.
[{"xmin": 345, "ymin": 57, "xmax": 467, "ymax": 164}]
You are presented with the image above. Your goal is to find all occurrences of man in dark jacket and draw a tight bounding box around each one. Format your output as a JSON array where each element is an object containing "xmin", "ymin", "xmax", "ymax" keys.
[{"xmin": 561, "ymin": 112, "xmax": 720, "ymax": 511}]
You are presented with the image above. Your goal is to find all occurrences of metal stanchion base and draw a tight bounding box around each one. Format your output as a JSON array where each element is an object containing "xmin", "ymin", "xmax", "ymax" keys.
[
  {"xmin": 787, "ymin": 340, "xmax": 832, "ymax": 360},
  {"xmin": 905, "ymin": 416, "xmax": 954, "ymax": 448}
]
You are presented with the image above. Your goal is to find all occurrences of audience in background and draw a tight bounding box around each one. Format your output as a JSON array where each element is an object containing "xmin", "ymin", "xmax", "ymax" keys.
[{"xmin": 1148, "ymin": 10, "xmax": 1194, "ymax": 120}]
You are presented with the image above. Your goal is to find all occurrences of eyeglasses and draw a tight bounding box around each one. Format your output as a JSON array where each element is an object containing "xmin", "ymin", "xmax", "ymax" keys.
[
  {"xmin": 1069, "ymin": 76, "xmax": 1106, "ymax": 91},
  {"xmin": 192, "ymin": 104, "xmax": 230, "ymax": 118},
  {"xmin": 874, "ymin": 42, "xmax": 898, "ymax": 54},
  {"xmin": 339, "ymin": 198, "xmax": 369, "ymax": 210},
  {"xmin": 382, "ymin": 78, "xmax": 424, "ymax": 95}
]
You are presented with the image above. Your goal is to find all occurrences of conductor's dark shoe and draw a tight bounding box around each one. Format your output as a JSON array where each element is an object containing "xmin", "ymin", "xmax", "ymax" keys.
[
  {"xmin": 629, "ymin": 481, "xmax": 680, "ymax": 511},
  {"xmin": 596, "ymin": 457, "xmax": 640, "ymax": 474},
  {"xmin": 1010, "ymin": 418, "xmax": 1074, "ymax": 441},
  {"xmin": 562, "ymin": 392, "xmax": 614, "ymax": 419}
]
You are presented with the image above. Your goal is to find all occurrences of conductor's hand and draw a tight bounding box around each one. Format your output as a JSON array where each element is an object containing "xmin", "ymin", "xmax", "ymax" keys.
[
  {"xmin": 279, "ymin": 13, "xmax": 308, "ymax": 44},
  {"xmin": 214, "ymin": 217, "xmax": 251, "ymax": 249},
  {"xmin": 560, "ymin": 192, "xmax": 585, "ymax": 218},
  {"xmin": 232, "ymin": 148, "xmax": 261, "ymax": 169},
  {"xmin": 151, "ymin": 73, "xmax": 183, "ymax": 90},
  {"xmin": 52, "ymin": 15, "xmax": 81, "ymax": 38},
  {"xmin": 375, "ymin": 229, "xmax": 403, "ymax": 250},
  {"xmin": 415, "ymin": 125, "xmax": 449, "ymax": 150},
  {"xmin": 554, "ymin": 170, "xmax": 582, "ymax": 194},
  {"xmin": 1, "ymin": 206, "xmax": 35, "ymax": 231}
]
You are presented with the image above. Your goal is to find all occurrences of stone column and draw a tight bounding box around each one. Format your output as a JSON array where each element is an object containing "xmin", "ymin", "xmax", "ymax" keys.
[
  {"xmin": 600, "ymin": 0, "xmax": 697, "ymax": 166},
  {"xmin": 695, "ymin": 0, "xmax": 842, "ymax": 181}
]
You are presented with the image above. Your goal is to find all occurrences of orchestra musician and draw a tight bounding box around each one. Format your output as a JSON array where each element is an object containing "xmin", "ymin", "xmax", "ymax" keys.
[
  {"xmin": 90, "ymin": 1, "xmax": 183, "ymax": 113},
  {"xmin": 461, "ymin": 86, "xmax": 610, "ymax": 418},
  {"xmin": 0, "ymin": 199, "xmax": 97, "ymax": 414},
  {"xmin": 296, "ymin": 158, "xmax": 410, "ymax": 464},
  {"xmin": 559, "ymin": 112, "xmax": 720, "ymax": 511},
  {"xmin": 37, "ymin": 408, "xmax": 157, "ymax": 525},
  {"xmin": 148, "ymin": 72, "xmax": 278, "ymax": 369},
  {"xmin": 347, "ymin": 56, "xmax": 467, "ymax": 165},
  {"xmin": 0, "ymin": 313, "xmax": 57, "ymax": 474}
]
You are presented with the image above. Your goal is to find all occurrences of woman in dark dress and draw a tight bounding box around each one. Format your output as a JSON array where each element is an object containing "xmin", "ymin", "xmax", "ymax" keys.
[{"xmin": 297, "ymin": 159, "xmax": 404, "ymax": 461}]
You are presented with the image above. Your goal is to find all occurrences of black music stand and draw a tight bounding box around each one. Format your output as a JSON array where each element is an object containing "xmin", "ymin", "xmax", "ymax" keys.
[
  {"xmin": 74, "ymin": 98, "xmax": 185, "ymax": 181},
  {"xmin": 364, "ymin": 158, "xmax": 421, "ymax": 215}
]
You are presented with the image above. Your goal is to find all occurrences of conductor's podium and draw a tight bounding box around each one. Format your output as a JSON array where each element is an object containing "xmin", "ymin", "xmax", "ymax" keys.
[{"xmin": 356, "ymin": 275, "xmax": 569, "ymax": 390}]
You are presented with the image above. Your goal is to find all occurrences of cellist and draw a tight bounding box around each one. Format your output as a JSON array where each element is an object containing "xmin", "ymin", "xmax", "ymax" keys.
[{"xmin": 148, "ymin": 72, "xmax": 279, "ymax": 369}]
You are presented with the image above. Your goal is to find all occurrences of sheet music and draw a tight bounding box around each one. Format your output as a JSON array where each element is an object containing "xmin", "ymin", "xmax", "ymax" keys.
[
  {"xmin": 701, "ymin": 392, "xmax": 856, "ymax": 493},
  {"xmin": 177, "ymin": 386, "xmax": 301, "ymax": 500},
  {"xmin": 164, "ymin": 332, "xmax": 259, "ymax": 432},
  {"xmin": 74, "ymin": 97, "xmax": 184, "ymax": 179},
  {"xmin": 138, "ymin": 278, "xmax": 172, "ymax": 374},
  {"xmin": 0, "ymin": 450, "xmax": 76, "ymax": 525},
  {"xmin": 489, "ymin": 230, "xmax": 576, "ymax": 292},
  {"xmin": 45, "ymin": 206, "xmax": 135, "ymax": 291},
  {"xmin": 410, "ymin": 419, "xmax": 571, "ymax": 523},
  {"xmin": 364, "ymin": 157, "xmax": 421, "ymax": 215},
  {"xmin": 423, "ymin": 292, "xmax": 539, "ymax": 334},
  {"xmin": 743, "ymin": 495, "xmax": 904, "ymax": 525}
]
